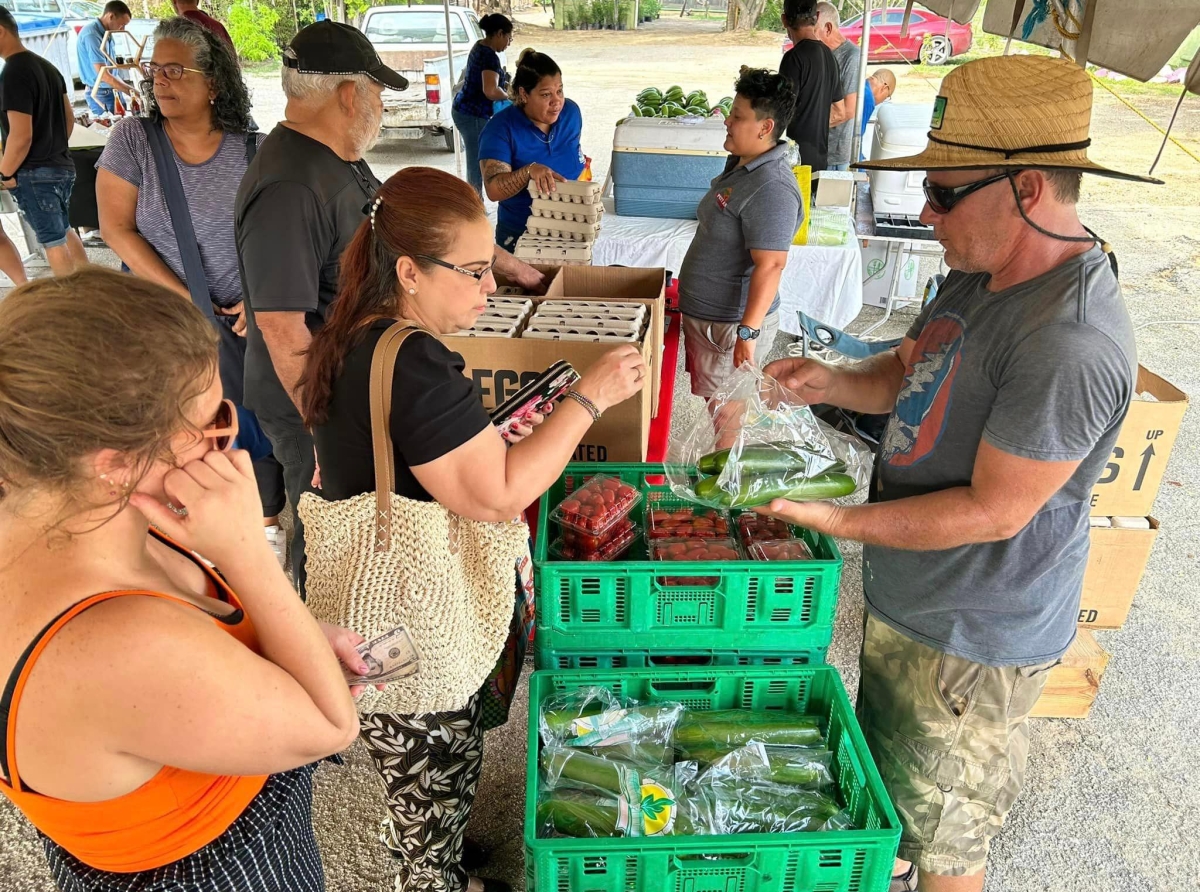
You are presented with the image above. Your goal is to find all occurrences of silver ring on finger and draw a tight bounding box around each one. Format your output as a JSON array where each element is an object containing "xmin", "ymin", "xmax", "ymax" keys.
[{"xmin": 167, "ymin": 501, "xmax": 189, "ymax": 517}]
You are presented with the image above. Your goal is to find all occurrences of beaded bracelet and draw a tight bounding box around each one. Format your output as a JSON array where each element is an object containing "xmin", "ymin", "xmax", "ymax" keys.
[{"xmin": 564, "ymin": 389, "xmax": 602, "ymax": 422}]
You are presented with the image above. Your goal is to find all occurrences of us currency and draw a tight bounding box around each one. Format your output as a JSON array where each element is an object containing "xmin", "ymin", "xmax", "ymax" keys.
[{"xmin": 344, "ymin": 625, "xmax": 421, "ymax": 685}]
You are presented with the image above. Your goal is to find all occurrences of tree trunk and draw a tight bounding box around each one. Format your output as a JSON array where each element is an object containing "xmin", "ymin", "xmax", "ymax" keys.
[{"xmin": 728, "ymin": 0, "xmax": 768, "ymax": 30}]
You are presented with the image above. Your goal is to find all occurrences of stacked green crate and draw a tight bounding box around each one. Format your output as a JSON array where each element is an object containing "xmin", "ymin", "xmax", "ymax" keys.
[
  {"xmin": 525, "ymin": 665, "xmax": 902, "ymax": 892},
  {"xmin": 534, "ymin": 463, "xmax": 844, "ymax": 669}
]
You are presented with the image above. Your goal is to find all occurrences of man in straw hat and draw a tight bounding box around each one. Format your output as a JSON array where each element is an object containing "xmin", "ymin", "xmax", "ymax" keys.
[{"xmin": 759, "ymin": 54, "xmax": 1157, "ymax": 892}]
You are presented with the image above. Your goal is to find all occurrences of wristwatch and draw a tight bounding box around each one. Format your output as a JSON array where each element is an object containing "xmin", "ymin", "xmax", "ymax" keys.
[{"xmin": 736, "ymin": 324, "xmax": 761, "ymax": 341}]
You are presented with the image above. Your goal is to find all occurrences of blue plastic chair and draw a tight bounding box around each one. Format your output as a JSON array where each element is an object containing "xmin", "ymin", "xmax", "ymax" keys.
[{"xmin": 794, "ymin": 309, "xmax": 901, "ymax": 359}]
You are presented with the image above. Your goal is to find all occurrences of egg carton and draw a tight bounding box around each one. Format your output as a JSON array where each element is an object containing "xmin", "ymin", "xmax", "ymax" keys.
[
  {"xmin": 459, "ymin": 328, "xmax": 520, "ymax": 338},
  {"xmin": 526, "ymin": 179, "xmax": 603, "ymax": 205},
  {"xmin": 476, "ymin": 307, "xmax": 530, "ymax": 323},
  {"xmin": 526, "ymin": 316, "xmax": 642, "ymax": 336},
  {"xmin": 462, "ymin": 318, "xmax": 520, "ymax": 337},
  {"xmin": 530, "ymin": 198, "xmax": 604, "ymax": 224},
  {"xmin": 523, "ymin": 327, "xmax": 640, "ymax": 343},
  {"xmin": 494, "ymin": 286, "xmax": 529, "ymax": 296},
  {"xmin": 525, "ymin": 218, "xmax": 603, "ymax": 242},
  {"xmin": 533, "ymin": 302, "xmax": 646, "ymax": 324},
  {"xmin": 513, "ymin": 237, "xmax": 593, "ymax": 266}
]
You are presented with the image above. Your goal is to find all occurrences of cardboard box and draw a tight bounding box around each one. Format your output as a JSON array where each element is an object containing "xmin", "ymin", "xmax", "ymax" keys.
[
  {"xmin": 1089, "ymin": 367, "xmax": 1188, "ymax": 517},
  {"xmin": 552, "ymin": 266, "xmax": 667, "ymax": 417},
  {"xmin": 1078, "ymin": 518, "xmax": 1159, "ymax": 629},
  {"xmin": 860, "ymin": 241, "xmax": 920, "ymax": 309},
  {"xmin": 1031, "ymin": 628, "xmax": 1110, "ymax": 720},
  {"xmin": 443, "ymin": 266, "xmax": 666, "ymax": 463}
]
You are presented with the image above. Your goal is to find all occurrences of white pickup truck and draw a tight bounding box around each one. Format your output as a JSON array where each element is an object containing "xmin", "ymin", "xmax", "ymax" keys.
[{"xmin": 362, "ymin": 5, "xmax": 506, "ymax": 148}]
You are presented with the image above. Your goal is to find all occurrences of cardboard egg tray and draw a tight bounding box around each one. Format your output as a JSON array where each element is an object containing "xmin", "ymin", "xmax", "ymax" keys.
[
  {"xmin": 461, "ymin": 317, "xmax": 520, "ymax": 337},
  {"xmin": 525, "ymin": 218, "xmax": 603, "ymax": 243},
  {"xmin": 532, "ymin": 302, "xmax": 646, "ymax": 325},
  {"xmin": 530, "ymin": 198, "xmax": 604, "ymax": 224},
  {"xmin": 527, "ymin": 317, "xmax": 642, "ymax": 337},
  {"xmin": 513, "ymin": 237, "xmax": 593, "ymax": 266},
  {"xmin": 523, "ymin": 327, "xmax": 640, "ymax": 343},
  {"xmin": 526, "ymin": 180, "xmax": 603, "ymax": 205}
]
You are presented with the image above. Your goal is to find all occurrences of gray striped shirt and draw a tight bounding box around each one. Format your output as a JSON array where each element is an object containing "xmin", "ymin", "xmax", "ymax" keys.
[{"xmin": 97, "ymin": 118, "xmax": 263, "ymax": 307}]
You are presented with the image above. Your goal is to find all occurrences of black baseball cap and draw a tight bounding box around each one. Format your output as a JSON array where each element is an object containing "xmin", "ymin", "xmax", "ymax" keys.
[{"xmin": 284, "ymin": 21, "xmax": 408, "ymax": 91}]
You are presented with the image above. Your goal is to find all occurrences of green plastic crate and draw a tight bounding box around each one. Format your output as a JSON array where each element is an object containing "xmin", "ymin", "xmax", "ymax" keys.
[
  {"xmin": 542, "ymin": 647, "xmax": 828, "ymax": 671},
  {"xmin": 534, "ymin": 464, "xmax": 843, "ymax": 666},
  {"xmin": 525, "ymin": 665, "xmax": 901, "ymax": 892}
]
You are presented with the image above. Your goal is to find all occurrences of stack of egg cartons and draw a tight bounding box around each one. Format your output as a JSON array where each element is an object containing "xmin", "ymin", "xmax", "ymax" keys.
[
  {"xmin": 459, "ymin": 292, "xmax": 533, "ymax": 337},
  {"xmin": 515, "ymin": 180, "xmax": 604, "ymax": 266},
  {"xmin": 523, "ymin": 300, "xmax": 646, "ymax": 343}
]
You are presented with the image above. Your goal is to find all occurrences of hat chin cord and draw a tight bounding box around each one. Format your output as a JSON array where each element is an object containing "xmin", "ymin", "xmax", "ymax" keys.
[{"xmin": 1004, "ymin": 173, "xmax": 1118, "ymax": 277}]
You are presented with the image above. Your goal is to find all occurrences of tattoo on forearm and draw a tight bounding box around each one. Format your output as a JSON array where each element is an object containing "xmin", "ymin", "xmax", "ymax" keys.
[{"xmin": 482, "ymin": 160, "xmax": 531, "ymax": 200}]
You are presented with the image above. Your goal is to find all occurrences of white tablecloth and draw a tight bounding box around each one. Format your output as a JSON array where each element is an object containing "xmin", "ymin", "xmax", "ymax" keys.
[{"xmin": 591, "ymin": 210, "xmax": 863, "ymax": 332}]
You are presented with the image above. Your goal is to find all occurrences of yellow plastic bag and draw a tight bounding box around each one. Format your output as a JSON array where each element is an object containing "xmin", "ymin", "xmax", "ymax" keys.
[{"xmin": 792, "ymin": 164, "xmax": 812, "ymax": 246}]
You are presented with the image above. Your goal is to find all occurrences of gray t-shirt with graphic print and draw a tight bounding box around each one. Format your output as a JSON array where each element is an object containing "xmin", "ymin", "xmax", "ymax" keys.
[{"xmin": 863, "ymin": 246, "xmax": 1137, "ymax": 666}]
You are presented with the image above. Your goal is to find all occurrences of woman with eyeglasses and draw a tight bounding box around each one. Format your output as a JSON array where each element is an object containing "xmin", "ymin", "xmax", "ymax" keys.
[
  {"xmin": 0, "ymin": 268, "xmax": 367, "ymax": 891},
  {"xmin": 96, "ymin": 17, "xmax": 288, "ymax": 565},
  {"xmin": 299, "ymin": 167, "xmax": 645, "ymax": 892}
]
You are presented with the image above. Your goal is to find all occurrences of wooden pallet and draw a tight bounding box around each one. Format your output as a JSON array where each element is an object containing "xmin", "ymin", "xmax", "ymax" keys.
[{"xmin": 1030, "ymin": 629, "xmax": 1110, "ymax": 719}]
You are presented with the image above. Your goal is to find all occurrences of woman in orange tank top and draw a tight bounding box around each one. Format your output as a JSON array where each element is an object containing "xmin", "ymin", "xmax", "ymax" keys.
[{"xmin": 0, "ymin": 269, "xmax": 367, "ymax": 891}]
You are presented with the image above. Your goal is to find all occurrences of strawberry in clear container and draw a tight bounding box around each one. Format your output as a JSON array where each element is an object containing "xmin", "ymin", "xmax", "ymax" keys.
[
  {"xmin": 748, "ymin": 539, "xmax": 814, "ymax": 561},
  {"xmin": 551, "ymin": 475, "xmax": 642, "ymax": 537},
  {"xmin": 645, "ymin": 505, "xmax": 731, "ymax": 540},
  {"xmin": 560, "ymin": 518, "xmax": 637, "ymax": 553},
  {"xmin": 651, "ymin": 537, "xmax": 741, "ymax": 586},
  {"xmin": 550, "ymin": 521, "xmax": 640, "ymax": 562},
  {"xmin": 736, "ymin": 512, "xmax": 796, "ymax": 548}
]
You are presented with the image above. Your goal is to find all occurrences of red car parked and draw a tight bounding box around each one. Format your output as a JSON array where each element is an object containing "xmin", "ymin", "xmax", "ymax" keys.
[{"xmin": 783, "ymin": 6, "xmax": 973, "ymax": 65}]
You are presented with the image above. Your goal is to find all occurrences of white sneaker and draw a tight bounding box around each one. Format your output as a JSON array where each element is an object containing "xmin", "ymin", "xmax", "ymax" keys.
[{"xmin": 264, "ymin": 525, "xmax": 287, "ymax": 569}]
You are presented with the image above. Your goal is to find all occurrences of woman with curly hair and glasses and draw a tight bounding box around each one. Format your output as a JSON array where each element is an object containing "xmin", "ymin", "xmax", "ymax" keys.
[{"xmin": 96, "ymin": 16, "xmax": 288, "ymax": 565}]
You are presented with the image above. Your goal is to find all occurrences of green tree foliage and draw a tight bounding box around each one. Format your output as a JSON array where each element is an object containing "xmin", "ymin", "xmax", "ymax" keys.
[{"xmin": 228, "ymin": 1, "xmax": 281, "ymax": 62}]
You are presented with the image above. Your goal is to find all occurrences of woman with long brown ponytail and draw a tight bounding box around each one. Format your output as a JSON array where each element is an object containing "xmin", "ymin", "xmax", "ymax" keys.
[{"xmin": 299, "ymin": 167, "xmax": 646, "ymax": 892}]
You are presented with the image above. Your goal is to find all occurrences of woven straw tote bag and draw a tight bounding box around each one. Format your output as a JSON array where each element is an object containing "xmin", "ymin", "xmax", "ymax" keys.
[{"xmin": 299, "ymin": 322, "xmax": 531, "ymax": 715}]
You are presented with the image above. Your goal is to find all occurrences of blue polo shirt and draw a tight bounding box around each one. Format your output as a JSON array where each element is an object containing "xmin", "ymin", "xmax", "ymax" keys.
[
  {"xmin": 860, "ymin": 87, "xmax": 877, "ymax": 160},
  {"xmin": 478, "ymin": 98, "xmax": 585, "ymax": 233},
  {"xmin": 77, "ymin": 19, "xmax": 110, "ymax": 90}
]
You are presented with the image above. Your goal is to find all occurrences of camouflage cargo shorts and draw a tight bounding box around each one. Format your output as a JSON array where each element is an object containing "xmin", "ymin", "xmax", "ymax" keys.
[{"xmin": 856, "ymin": 613, "xmax": 1057, "ymax": 877}]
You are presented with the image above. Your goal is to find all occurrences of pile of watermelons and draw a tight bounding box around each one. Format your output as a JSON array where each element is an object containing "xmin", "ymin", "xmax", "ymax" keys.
[{"xmin": 631, "ymin": 86, "xmax": 733, "ymax": 119}]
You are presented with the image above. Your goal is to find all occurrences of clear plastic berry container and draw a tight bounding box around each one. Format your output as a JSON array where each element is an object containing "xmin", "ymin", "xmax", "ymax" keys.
[
  {"xmin": 645, "ymin": 505, "xmax": 732, "ymax": 541},
  {"xmin": 736, "ymin": 513, "xmax": 798, "ymax": 549},
  {"xmin": 748, "ymin": 539, "xmax": 815, "ymax": 562},
  {"xmin": 550, "ymin": 474, "xmax": 642, "ymax": 537},
  {"xmin": 549, "ymin": 522, "xmax": 640, "ymax": 562},
  {"xmin": 650, "ymin": 537, "xmax": 741, "ymax": 587}
]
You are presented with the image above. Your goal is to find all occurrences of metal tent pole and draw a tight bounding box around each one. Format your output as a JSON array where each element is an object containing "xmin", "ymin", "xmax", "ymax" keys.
[
  {"xmin": 849, "ymin": 0, "xmax": 873, "ymax": 167},
  {"xmin": 443, "ymin": 0, "xmax": 463, "ymax": 178}
]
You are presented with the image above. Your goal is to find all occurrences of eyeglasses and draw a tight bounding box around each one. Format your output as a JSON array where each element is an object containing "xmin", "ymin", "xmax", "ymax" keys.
[
  {"xmin": 922, "ymin": 172, "xmax": 1013, "ymax": 215},
  {"xmin": 417, "ymin": 254, "xmax": 497, "ymax": 282},
  {"xmin": 201, "ymin": 399, "xmax": 239, "ymax": 452},
  {"xmin": 140, "ymin": 62, "xmax": 205, "ymax": 81}
]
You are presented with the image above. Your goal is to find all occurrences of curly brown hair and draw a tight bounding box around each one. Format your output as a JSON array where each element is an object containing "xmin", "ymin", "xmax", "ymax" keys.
[{"xmin": 0, "ymin": 268, "xmax": 217, "ymax": 511}]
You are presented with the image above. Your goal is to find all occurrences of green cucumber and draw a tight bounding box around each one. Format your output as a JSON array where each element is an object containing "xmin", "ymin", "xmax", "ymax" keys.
[
  {"xmin": 674, "ymin": 710, "xmax": 823, "ymax": 748},
  {"xmin": 697, "ymin": 443, "xmax": 832, "ymax": 475},
  {"xmin": 693, "ymin": 471, "xmax": 856, "ymax": 508}
]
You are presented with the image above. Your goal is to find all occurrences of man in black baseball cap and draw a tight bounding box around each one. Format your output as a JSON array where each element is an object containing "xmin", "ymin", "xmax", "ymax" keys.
[
  {"xmin": 235, "ymin": 20, "xmax": 545, "ymax": 596},
  {"xmin": 283, "ymin": 19, "xmax": 409, "ymax": 91}
]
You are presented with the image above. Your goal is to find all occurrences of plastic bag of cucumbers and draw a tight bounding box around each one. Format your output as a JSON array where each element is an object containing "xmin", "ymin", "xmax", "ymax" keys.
[{"xmin": 667, "ymin": 363, "xmax": 872, "ymax": 509}]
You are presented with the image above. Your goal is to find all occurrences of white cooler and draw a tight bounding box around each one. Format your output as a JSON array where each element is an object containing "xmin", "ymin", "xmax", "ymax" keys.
[
  {"xmin": 611, "ymin": 116, "xmax": 729, "ymax": 220},
  {"xmin": 868, "ymin": 103, "xmax": 934, "ymax": 217}
]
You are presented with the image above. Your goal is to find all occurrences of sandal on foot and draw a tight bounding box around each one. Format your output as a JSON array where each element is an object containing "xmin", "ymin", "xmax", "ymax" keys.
[
  {"xmin": 890, "ymin": 864, "xmax": 918, "ymax": 892},
  {"xmin": 462, "ymin": 838, "xmax": 490, "ymax": 871}
]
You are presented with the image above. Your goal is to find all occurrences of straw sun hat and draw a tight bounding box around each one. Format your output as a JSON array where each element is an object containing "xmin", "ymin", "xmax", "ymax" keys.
[{"xmin": 853, "ymin": 55, "xmax": 1161, "ymax": 184}]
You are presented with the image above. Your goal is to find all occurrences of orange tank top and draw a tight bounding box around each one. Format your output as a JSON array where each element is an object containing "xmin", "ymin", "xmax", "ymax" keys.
[{"xmin": 0, "ymin": 531, "xmax": 270, "ymax": 873}]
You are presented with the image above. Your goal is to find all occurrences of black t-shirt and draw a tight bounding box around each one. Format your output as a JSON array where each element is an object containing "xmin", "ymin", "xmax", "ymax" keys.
[
  {"xmin": 314, "ymin": 322, "xmax": 493, "ymax": 502},
  {"xmin": 779, "ymin": 39, "xmax": 840, "ymax": 172},
  {"xmin": 0, "ymin": 51, "xmax": 72, "ymax": 171},
  {"xmin": 235, "ymin": 124, "xmax": 382, "ymax": 424}
]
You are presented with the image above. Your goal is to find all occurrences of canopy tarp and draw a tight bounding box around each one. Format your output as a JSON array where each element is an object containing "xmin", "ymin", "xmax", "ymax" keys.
[{"xmin": 915, "ymin": 0, "xmax": 1200, "ymax": 83}]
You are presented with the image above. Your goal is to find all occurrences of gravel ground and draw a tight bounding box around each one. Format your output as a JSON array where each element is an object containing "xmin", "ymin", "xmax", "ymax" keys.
[{"xmin": 2, "ymin": 17, "xmax": 1199, "ymax": 892}]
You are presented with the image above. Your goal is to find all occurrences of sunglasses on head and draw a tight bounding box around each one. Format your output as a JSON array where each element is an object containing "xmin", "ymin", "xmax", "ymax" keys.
[
  {"xmin": 202, "ymin": 399, "xmax": 239, "ymax": 452},
  {"xmin": 922, "ymin": 171, "xmax": 1015, "ymax": 215}
]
